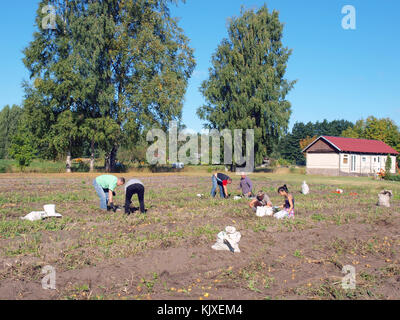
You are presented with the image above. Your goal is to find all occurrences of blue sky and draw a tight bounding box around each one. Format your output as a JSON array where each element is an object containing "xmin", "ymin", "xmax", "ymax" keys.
[{"xmin": 1, "ymin": 0, "xmax": 399, "ymax": 133}]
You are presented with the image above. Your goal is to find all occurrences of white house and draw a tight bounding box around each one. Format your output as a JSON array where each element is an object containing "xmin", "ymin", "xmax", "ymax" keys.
[{"xmin": 302, "ymin": 136, "xmax": 398, "ymax": 176}]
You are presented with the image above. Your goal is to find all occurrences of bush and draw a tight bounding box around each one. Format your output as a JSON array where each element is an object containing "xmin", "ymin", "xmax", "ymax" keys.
[
  {"xmin": 72, "ymin": 161, "xmax": 90, "ymax": 172},
  {"xmin": 114, "ymin": 162, "xmax": 127, "ymax": 173},
  {"xmin": 385, "ymin": 154, "xmax": 392, "ymax": 178},
  {"xmin": 8, "ymin": 133, "xmax": 36, "ymax": 171},
  {"xmin": 277, "ymin": 158, "xmax": 293, "ymax": 167},
  {"xmin": 384, "ymin": 175, "xmax": 400, "ymax": 182},
  {"xmin": 0, "ymin": 163, "xmax": 11, "ymax": 173}
]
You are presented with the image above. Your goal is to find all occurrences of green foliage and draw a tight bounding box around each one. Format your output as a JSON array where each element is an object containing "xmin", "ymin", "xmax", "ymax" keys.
[
  {"xmin": 341, "ymin": 117, "xmax": 400, "ymax": 151},
  {"xmin": 383, "ymin": 174, "xmax": 400, "ymax": 182},
  {"xmin": 8, "ymin": 131, "xmax": 37, "ymax": 170},
  {"xmin": 0, "ymin": 105, "xmax": 23, "ymax": 159},
  {"xmin": 276, "ymin": 158, "xmax": 293, "ymax": 167},
  {"xmin": 197, "ymin": 5, "xmax": 295, "ymax": 166},
  {"xmin": 279, "ymin": 119, "xmax": 354, "ymax": 165},
  {"xmin": 342, "ymin": 116, "xmax": 400, "ymax": 169},
  {"xmin": 72, "ymin": 161, "xmax": 90, "ymax": 173},
  {"xmin": 385, "ymin": 154, "xmax": 392, "ymax": 177},
  {"xmin": 22, "ymin": 0, "xmax": 195, "ymax": 172},
  {"xmin": 0, "ymin": 161, "xmax": 12, "ymax": 173}
]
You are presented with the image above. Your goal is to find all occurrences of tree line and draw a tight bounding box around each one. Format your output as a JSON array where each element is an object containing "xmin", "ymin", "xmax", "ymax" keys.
[
  {"xmin": 1, "ymin": 2, "xmax": 399, "ymax": 171},
  {"xmin": 5, "ymin": 0, "xmax": 195, "ymax": 172}
]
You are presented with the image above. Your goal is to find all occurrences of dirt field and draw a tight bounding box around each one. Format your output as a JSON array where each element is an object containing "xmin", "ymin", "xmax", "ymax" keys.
[{"xmin": 0, "ymin": 172, "xmax": 399, "ymax": 300}]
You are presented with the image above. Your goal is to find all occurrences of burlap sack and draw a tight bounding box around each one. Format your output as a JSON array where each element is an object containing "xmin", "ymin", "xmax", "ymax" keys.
[{"xmin": 377, "ymin": 190, "xmax": 393, "ymax": 207}]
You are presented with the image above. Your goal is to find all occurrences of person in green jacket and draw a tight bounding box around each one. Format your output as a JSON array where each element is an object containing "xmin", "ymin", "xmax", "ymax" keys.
[{"xmin": 93, "ymin": 175, "xmax": 125, "ymax": 211}]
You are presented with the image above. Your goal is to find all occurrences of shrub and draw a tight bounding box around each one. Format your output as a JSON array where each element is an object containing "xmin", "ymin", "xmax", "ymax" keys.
[
  {"xmin": 277, "ymin": 158, "xmax": 293, "ymax": 167},
  {"xmin": 8, "ymin": 134, "xmax": 36, "ymax": 171},
  {"xmin": 385, "ymin": 154, "xmax": 392, "ymax": 178},
  {"xmin": 114, "ymin": 162, "xmax": 127, "ymax": 173},
  {"xmin": 72, "ymin": 161, "xmax": 90, "ymax": 172},
  {"xmin": 0, "ymin": 163, "xmax": 12, "ymax": 173},
  {"xmin": 384, "ymin": 175, "xmax": 400, "ymax": 182}
]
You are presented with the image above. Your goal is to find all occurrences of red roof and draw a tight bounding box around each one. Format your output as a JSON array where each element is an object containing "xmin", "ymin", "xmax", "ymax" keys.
[{"xmin": 319, "ymin": 136, "xmax": 399, "ymax": 155}]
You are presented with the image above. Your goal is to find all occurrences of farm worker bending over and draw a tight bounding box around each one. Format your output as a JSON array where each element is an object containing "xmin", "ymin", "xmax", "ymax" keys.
[
  {"xmin": 211, "ymin": 173, "xmax": 232, "ymax": 198},
  {"xmin": 93, "ymin": 175, "xmax": 125, "ymax": 211},
  {"xmin": 124, "ymin": 178, "xmax": 145, "ymax": 215},
  {"xmin": 239, "ymin": 172, "xmax": 253, "ymax": 198},
  {"xmin": 249, "ymin": 191, "xmax": 272, "ymax": 211}
]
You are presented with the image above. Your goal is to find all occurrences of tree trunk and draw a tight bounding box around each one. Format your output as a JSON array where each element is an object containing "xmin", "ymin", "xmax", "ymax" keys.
[
  {"xmin": 105, "ymin": 146, "xmax": 118, "ymax": 172},
  {"xmin": 66, "ymin": 151, "xmax": 72, "ymax": 173},
  {"xmin": 90, "ymin": 140, "xmax": 95, "ymax": 172}
]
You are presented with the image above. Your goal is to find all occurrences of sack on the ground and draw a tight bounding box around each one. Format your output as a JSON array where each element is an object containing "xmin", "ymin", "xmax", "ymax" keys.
[
  {"xmin": 274, "ymin": 210, "xmax": 289, "ymax": 220},
  {"xmin": 301, "ymin": 181, "xmax": 310, "ymax": 195},
  {"xmin": 377, "ymin": 190, "xmax": 393, "ymax": 207},
  {"xmin": 234, "ymin": 196, "xmax": 242, "ymax": 200},
  {"xmin": 21, "ymin": 204, "xmax": 62, "ymax": 222},
  {"xmin": 256, "ymin": 206, "xmax": 273, "ymax": 217},
  {"xmin": 212, "ymin": 226, "xmax": 241, "ymax": 253}
]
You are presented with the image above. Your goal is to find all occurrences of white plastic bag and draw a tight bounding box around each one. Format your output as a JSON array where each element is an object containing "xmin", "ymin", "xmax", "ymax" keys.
[
  {"xmin": 301, "ymin": 181, "xmax": 309, "ymax": 195},
  {"xmin": 212, "ymin": 226, "xmax": 241, "ymax": 253},
  {"xmin": 21, "ymin": 211, "xmax": 47, "ymax": 222},
  {"xmin": 21, "ymin": 204, "xmax": 62, "ymax": 221},
  {"xmin": 256, "ymin": 206, "xmax": 273, "ymax": 217},
  {"xmin": 274, "ymin": 210, "xmax": 289, "ymax": 219}
]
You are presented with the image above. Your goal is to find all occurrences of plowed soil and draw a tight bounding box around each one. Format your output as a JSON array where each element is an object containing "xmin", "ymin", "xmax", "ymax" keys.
[{"xmin": 0, "ymin": 173, "xmax": 399, "ymax": 300}]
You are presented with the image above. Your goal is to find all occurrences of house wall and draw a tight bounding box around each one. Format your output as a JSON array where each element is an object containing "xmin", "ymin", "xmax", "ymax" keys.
[
  {"xmin": 306, "ymin": 152, "xmax": 396, "ymax": 176},
  {"xmin": 306, "ymin": 153, "xmax": 340, "ymax": 176},
  {"xmin": 339, "ymin": 154, "xmax": 396, "ymax": 175}
]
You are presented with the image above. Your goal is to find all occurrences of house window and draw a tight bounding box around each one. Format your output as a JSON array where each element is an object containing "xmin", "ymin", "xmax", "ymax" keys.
[
  {"xmin": 377, "ymin": 157, "xmax": 380, "ymax": 163},
  {"xmin": 362, "ymin": 157, "xmax": 366, "ymax": 162},
  {"xmin": 343, "ymin": 155, "xmax": 348, "ymax": 164}
]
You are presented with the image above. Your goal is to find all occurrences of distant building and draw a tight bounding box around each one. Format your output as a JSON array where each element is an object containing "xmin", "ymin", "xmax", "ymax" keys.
[{"xmin": 302, "ymin": 136, "xmax": 398, "ymax": 176}]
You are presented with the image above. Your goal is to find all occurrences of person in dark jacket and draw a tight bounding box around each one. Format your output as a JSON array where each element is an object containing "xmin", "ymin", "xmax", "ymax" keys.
[
  {"xmin": 211, "ymin": 172, "xmax": 232, "ymax": 198},
  {"xmin": 124, "ymin": 178, "xmax": 146, "ymax": 215}
]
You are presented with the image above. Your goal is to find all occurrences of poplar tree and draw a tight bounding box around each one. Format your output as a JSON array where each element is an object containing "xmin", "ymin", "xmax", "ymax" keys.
[{"xmin": 197, "ymin": 5, "xmax": 295, "ymax": 166}]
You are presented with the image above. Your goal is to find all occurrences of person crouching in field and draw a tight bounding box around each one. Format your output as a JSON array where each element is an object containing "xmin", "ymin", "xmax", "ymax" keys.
[
  {"xmin": 239, "ymin": 172, "xmax": 253, "ymax": 198},
  {"xmin": 124, "ymin": 178, "xmax": 145, "ymax": 215},
  {"xmin": 93, "ymin": 175, "xmax": 125, "ymax": 211},
  {"xmin": 211, "ymin": 173, "xmax": 232, "ymax": 198},
  {"xmin": 249, "ymin": 191, "xmax": 272, "ymax": 211},
  {"xmin": 274, "ymin": 184, "xmax": 295, "ymax": 219}
]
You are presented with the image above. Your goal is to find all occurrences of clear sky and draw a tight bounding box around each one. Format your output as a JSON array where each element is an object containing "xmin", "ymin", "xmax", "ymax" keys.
[{"xmin": 1, "ymin": 0, "xmax": 399, "ymax": 133}]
